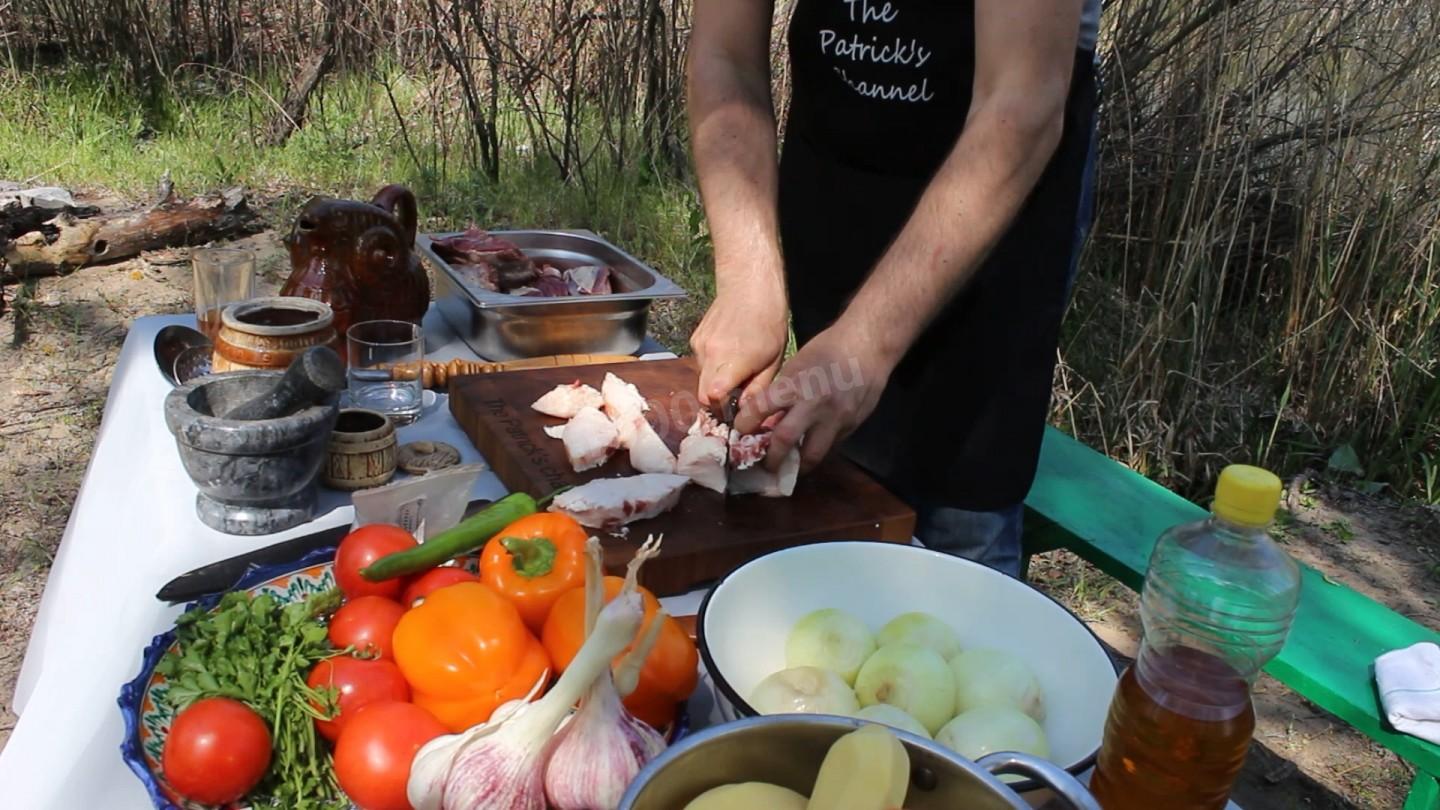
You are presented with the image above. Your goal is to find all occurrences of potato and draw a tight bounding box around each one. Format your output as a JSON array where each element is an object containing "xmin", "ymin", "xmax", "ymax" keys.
[
  {"xmin": 684, "ymin": 782, "xmax": 808, "ymax": 809},
  {"xmin": 807, "ymin": 724, "xmax": 910, "ymax": 810}
]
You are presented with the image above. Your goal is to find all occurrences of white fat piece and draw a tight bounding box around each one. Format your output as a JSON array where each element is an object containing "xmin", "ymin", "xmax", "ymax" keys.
[
  {"xmin": 532, "ymin": 381, "xmax": 604, "ymax": 419},
  {"xmin": 676, "ymin": 412, "xmax": 728, "ymax": 493},
  {"xmin": 626, "ymin": 415, "xmax": 678, "ymax": 474},
  {"xmin": 727, "ymin": 446, "xmax": 800, "ymax": 497},
  {"xmin": 549, "ymin": 473, "xmax": 691, "ymax": 529},
  {"xmin": 601, "ymin": 372, "xmax": 649, "ymax": 447},
  {"xmin": 562, "ymin": 405, "xmax": 619, "ymax": 472},
  {"xmin": 677, "ymin": 434, "xmax": 727, "ymax": 493}
]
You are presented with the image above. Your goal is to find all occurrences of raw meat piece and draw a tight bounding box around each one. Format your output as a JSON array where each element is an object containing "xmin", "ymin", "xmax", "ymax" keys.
[
  {"xmin": 532, "ymin": 381, "xmax": 604, "ymax": 418},
  {"xmin": 727, "ymin": 447, "xmax": 800, "ymax": 497},
  {"xmin": 455, "ymin": 262, "xmax": 499, "ymax": 291},
  {"xmin": 543, "ymin": 424, "xmax": 566, "ymax": 439},
  {"xmin": 562, "ymin": 406, "xmax": 620, "ymax": 472},
  {"xmin": 431, "ymin": 227, "xmax": 523, "ymax": 254},
  {"xmin": 549, "ymin": 473, "xmax": 691, "ymax": 530},
  {"xmin": 676, "ymin": 411, "xmax": 728, "ymax": 493},
  {"xmin": 729, "ymin": 430, "xmax": 773, "ymax": 471},
  {"xmin": 431, "ymin": 227, "xmax": 539, "ymax": 291},
  {"xmin": 601, "ymin": 372, "xmax": 650, "ymax": 447},
  {"xmin": 431, "ymin": 228, "xmax": 618, "ymax": 298},
  {"xmin": 565, "ymin": 265, "xmax": 613, "ymax": 296},
  {"xmin": 529, "ymin": 265, "xmax": 570, "ymax": 297},
  {"xmin": 624, "ymin": 415, "xmax": 678, "ymax": 474}
]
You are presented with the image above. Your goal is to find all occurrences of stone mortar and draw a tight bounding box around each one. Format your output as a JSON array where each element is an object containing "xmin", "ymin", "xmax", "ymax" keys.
[{"xmin": 164, "ymin": 370, "xmax": 340, "ymax": 535}]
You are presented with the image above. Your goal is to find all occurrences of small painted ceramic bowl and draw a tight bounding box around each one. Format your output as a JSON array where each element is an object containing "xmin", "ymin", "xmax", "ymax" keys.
[{"xmin": 118, "ymin": 549, "xmax": 689, "ymax": 809}]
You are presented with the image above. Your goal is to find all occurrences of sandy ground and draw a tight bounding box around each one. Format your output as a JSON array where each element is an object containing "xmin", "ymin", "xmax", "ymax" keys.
[{"xmin": 3, "ymin": 217, "xmax": 1437, "ymax": 807}]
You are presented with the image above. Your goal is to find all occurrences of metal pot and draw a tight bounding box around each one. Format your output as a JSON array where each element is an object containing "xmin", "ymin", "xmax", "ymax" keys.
[{"xmin": 618, "ymin": 714, "xmax": 1101, "ymax": 810}]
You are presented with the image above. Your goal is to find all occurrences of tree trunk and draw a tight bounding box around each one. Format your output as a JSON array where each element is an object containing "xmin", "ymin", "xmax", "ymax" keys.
[
  {"xmin": 261, "ymin": 0, "xmax": 342, "ymax": 147},
  {"xmin": 2, "ymin": 187, "xmax": 262, "ymax": 280}
]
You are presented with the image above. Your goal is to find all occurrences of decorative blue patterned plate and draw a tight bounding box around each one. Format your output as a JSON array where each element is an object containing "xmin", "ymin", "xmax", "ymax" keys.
[{"xmin": 118, "ymin": 547, "xmax": 689, "ymax": 809}]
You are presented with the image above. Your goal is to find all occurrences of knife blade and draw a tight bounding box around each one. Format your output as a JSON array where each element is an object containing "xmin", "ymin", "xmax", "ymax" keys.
[
  {"xmin": 718, "ymin": 387, "xmax": 742, "ymax": 500},
  {"xmin": 155, "ymin": 498, "xmax": 496, "ymax": 604}
]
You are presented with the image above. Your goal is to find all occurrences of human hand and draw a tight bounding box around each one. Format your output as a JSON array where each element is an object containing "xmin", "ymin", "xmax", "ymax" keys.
[
  {"xmin": 733, "ymin": 322, "xmax": 894, "ymax": 473},
  {"xmin": 690, "ymin": 282, "xmax": 789, "ymax": 409}
]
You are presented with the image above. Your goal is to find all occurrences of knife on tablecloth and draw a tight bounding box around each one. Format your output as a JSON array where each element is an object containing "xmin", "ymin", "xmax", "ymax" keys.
[{"xmin": 155, "ymin": 498, "xmax": 495, "ymax": 604}]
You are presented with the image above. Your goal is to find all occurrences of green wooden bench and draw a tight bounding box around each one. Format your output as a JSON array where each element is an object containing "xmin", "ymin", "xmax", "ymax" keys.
[{"xmin": 1022, "ymin": 426, "xmax": 1440, "ymax": 809}]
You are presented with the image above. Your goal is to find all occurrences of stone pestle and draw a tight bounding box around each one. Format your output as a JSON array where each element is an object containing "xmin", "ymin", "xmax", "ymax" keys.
[{"xmin": 222, "ymin": 346, "xmax": 346, "ymax": 421}]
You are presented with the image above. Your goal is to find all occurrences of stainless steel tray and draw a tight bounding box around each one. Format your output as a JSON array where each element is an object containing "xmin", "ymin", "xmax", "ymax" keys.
[{"xmin": 417, "ymin": 229, "xmax": 687, "ymax": 360}]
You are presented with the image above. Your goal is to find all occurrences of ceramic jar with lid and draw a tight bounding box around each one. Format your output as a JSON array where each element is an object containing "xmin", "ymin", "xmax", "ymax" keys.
[{"xmin": 212, "ymin": 297, "xmax": 338, "ymax": 372}]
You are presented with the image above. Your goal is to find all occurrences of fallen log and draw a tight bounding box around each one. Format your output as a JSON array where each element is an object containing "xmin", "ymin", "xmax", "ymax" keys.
[{"xmin": 1, "ymin": 186, "xmax": 263, "ymax": 281}]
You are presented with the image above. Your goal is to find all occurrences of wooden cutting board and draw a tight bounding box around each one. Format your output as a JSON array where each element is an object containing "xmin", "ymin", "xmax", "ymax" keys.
[{"xmin": 450, "ymin": 358, "xmax": 917, "ymax": 595}]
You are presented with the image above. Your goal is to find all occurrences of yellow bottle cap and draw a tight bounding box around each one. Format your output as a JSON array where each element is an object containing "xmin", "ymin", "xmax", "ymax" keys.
[{"xmin": 1213, "ymin": 464, "xmax": 1283, "ymax": 527}]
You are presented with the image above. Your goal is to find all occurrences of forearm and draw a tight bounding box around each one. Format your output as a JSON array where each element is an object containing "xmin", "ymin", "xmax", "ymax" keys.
[
  {"xmin": 838, "ymin": 99, "xmax": 1065, "ymax": 365},
  {"xmin": 686, "ymin": 54, "xmax": 786, "ymax": 299}
]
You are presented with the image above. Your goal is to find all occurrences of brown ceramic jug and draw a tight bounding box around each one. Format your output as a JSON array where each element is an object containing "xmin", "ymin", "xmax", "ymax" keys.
[{"xmin": 281, "ymin": 184, "xmax": 431, "ymax": 346}]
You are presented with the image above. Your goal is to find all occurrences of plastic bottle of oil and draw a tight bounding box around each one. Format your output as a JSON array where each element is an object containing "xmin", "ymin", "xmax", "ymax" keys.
[{"xmin": 1090, "ymin": 465, "xmax": 1301, "ymax": 810}]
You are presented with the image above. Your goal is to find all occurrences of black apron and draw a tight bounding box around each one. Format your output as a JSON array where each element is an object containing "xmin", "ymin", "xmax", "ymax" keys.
[{"xmin": 779, "ymin": 0, "xmax": 1097, "ymax": 510}]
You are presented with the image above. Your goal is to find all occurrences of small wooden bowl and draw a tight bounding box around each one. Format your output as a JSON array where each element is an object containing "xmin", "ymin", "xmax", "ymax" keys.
[{"xmin": 324, "ymin": 408, "xmax": 397, "ymax": 490}]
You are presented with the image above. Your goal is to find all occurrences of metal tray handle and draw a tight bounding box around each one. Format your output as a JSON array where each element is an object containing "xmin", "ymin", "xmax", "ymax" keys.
[{"xmin": 976, "ymin": 752, "xmax": 1103, "ymax": 810}]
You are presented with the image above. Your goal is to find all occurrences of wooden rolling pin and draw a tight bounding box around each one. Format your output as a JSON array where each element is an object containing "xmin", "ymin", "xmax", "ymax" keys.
[{"xmin": 385, "ymin": 354, "xmax": 639, "ymax": 389}]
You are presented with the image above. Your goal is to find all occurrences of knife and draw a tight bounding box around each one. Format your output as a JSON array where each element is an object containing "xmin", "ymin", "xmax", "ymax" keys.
[
  {"xmin": 718, "ymin": 388, "xmax": 742, "ymax": 500},
  {"xmin": 155, "ymin": 498, "xmax": 495, "ymax": 604}
]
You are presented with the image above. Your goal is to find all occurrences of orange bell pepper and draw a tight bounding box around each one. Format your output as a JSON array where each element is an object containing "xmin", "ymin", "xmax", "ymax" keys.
[
  {"xmin": 392, "ymin": 581, "xmax": 551, "ymax": 732},
  {"xmin": 480, "ymin": 513, "xmax": 588, "ymax": 632},
  {"xmin": 541, "ymin": 577, "xmax": 698, "ymax": 730}
]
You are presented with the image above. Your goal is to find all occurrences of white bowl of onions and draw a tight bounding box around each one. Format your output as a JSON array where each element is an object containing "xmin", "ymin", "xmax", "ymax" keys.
[{"xmin": 695, "ymin": 541, "xmax": 1117, "ymax": 803}]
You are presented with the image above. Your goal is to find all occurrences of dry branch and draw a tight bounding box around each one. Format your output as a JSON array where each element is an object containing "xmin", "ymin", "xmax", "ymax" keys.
[{"xmin": 2, "ymin": 187, "xmax": 262, "ymax": 280}]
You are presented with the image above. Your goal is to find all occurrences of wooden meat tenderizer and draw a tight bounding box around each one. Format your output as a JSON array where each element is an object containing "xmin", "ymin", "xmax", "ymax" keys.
[{"xmin": 386, "ymin": 354, "xmax": 638, "ymax": 389}]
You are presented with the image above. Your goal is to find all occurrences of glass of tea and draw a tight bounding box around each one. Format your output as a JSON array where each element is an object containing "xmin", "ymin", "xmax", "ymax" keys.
[
  {"xmin": 346, "ymin": 320, "xmax": 424, "ymax": 425},
  {"xmin": 192, "ymin": 248, "xmax": 255, "ymax": 340}
]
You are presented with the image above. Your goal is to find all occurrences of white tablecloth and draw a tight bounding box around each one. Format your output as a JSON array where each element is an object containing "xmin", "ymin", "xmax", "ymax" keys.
[{"xmin": 0, "ymin": 307, "xmax": 699, "ymax": 808}]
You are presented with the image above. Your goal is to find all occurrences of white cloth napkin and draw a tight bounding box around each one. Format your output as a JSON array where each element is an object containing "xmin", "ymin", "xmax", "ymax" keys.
[{"xmin": 1376, "ymin": 641, "xmax": 1440, "ymax": 744}]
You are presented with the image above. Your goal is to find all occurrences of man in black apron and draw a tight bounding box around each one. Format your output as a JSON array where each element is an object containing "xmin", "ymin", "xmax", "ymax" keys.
[{"xmin": 687, "ymin": 0, "xmax": 1100, "ymax": 576}]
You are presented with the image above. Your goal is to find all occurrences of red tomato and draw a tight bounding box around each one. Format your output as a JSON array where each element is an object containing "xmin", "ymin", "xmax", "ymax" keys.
[
  {"xmin": 336, "ymin": 525, "xmax": 417, "ymax": 600},
  {"xmin": 401, "ymin": 567, "xmax": 478, "ymax": 607},
  {"xmin": 307, "ymin": 656, "xmax": 412, "ymax": 742},
  {"xmin": 162, "ymin": 697, "xmax": 271, "ymax": 804},
  {"xmin": 334, "ymin": 701, "xmax": 448, "ymax": 810},
  {"xmin": 329, "ymin": 596, "xmax": 406, "ymax": 660}
]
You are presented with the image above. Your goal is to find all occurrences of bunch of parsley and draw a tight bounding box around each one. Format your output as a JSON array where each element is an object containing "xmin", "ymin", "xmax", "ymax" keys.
[{"xmin": 155, "ymin": 588, "xmax": 347, "ymax": 809}]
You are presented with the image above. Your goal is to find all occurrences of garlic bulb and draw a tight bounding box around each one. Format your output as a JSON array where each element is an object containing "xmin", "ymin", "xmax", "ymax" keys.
[
  {"xmin": 544, "ymin": 536, "xmax": 668, "ymax": 809},
  {"xmin": 406, "ymin": 583, "xmax": 645, "ymax": 810},
  {"xmin": 544, "ymin": 672, "xmax": 667, "ymax": 809}
]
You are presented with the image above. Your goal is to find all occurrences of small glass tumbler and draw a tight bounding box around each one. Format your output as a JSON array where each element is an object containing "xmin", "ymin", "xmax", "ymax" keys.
[
  {"xmin": 192, "ymin": 247, "xmax": 255, "ymax": 340},
  {"xmin": 346, "ymin": 320, "xmax": 424, "ymax": 425}
]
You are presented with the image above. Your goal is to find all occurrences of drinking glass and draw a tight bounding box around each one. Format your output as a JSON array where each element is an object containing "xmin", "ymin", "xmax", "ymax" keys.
[
  {"xmin": 192, "ymin": 247, "xmax": 255, "ymax": 340},
  {"xmin": 347, "ymin": 320, "xmax": 424, "ymax": 425}
]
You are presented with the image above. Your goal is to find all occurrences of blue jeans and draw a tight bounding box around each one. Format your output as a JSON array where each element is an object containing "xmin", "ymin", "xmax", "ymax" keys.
[{"xmin": 916, "ymin": 502, "xmax": 1026, "ymax": 578}]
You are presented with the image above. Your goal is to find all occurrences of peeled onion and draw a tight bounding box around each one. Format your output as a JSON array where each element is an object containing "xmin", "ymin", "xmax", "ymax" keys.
[
  {"xmin": 936, "ymin": 705, "xmax": 1050, "ymax": 762},
  {"xmin": 785, "ymin": 608, "xmax": 877, "ymax": 685},
  {"xmin": 853, "ymin": 643, "xmax": 956, "ymax": 735},
  {"xmin": 949, "ymin": 648, "xmax": 1046, "ymax": 721},
  {"xmin": 876, "ymin": 612, "xmax": 962, "ymax": 661},
  {"xmin": 853, "ymin": 703, "xmax": 932, "ymax": 740},
  {"xmin": 749, "ymin": 666, "xmax": 860, "ymax": 716}
]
